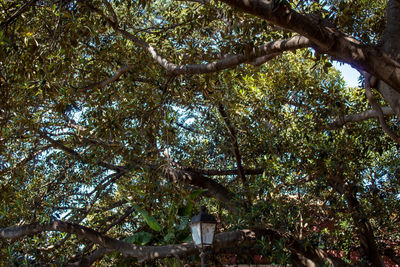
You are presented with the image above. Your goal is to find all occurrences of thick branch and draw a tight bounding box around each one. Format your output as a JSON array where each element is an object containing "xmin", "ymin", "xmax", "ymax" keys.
[
  {"xmin": 0, "ymin": 221, "xmax": 349, "ymax": 266},
  {"xmin": 330, "ymin": 107, "xmax": 395, "ymax": 127},
  {"xmin": 363, "ymin": 72, "xmax": 400, "ymax": 143},
  {"xmin": 118, "ymin": 29, "xmax": 310, "ymax": 75},
  {"xmin": 376, "ymin": 0, "xmax": 400, "ymax": 119},
  {"xmin": 184, "ymin": 167, "xmax": 264, "ymax": 176},
  {"xmin": 344, "ymin": 192, "xmax": 386, "ymax": 267},
  {"xmin": 218, "ymin": 0, "xmax": 400, "ymax": 94},
  {"xmin": 163, "ymin": 167, "xmax": 238, "ymax": 213},
  {"xmin": 0, "ymin": 220, "xmax": 136, "ymax": 256},
  {"xmin": 89, "ymin": 2, "xmax": 310, "ymax": 74}
]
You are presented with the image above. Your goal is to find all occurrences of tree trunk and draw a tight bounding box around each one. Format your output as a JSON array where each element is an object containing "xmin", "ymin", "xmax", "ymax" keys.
[
  {"xmin": 344, "ymin": 193, "xmax": 385, "ymax": 267},
  {"xmin": 377, "ymin": 0, "xmax": 400, "ymax": 118}
]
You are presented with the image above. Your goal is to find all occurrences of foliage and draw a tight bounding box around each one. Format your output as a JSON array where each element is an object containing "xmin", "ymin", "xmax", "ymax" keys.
[{"xmin": 0, "ymin": 0, "xmax": 399, "ymax": 266}]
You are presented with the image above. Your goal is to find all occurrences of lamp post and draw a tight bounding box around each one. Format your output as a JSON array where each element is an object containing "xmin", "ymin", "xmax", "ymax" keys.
[{"xmin": 190, "ymin": 206, "xmax": 217, "ymax": 267}]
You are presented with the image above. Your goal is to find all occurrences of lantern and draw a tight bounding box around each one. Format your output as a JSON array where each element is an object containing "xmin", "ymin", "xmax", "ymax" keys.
[{"xmin": 190, "ymin": 206, "xmax": 217, "ymax": 248}]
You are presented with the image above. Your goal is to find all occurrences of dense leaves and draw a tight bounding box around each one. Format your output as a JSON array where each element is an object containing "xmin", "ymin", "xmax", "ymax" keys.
[{"xmin": 0, "ymin": 0, "xmax": 399, "ymax": 266}]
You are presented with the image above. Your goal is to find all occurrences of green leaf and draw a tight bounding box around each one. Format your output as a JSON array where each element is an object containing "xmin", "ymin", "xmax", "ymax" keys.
[
  {"xmin": 177, "ymin": 203, "xmax": 193, "ymax": 217},
  {"xmin": 124, "ymin": 232, "xmax": 153, "ymax": 245},
  {"xmin": 163, "ymin": 231, "xmax": 175, "ymax": 243},
  {"xmin": 182, "ymin": 234, "xmax": 193, "ymax": 243},
  {"xmin": 189, "ymin": 189, "xmax": 207, "ymax": 200},
  {"xmin": 132, "ymin": 204, "xmax": 162, "ymax": 231},
  {"xmin": 176, "ymin": 216, "xmax": 190, "ymax": 231}
]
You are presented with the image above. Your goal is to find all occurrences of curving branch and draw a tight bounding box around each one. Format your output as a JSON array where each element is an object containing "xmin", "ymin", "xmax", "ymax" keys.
[
  {"xmin": 163, "ymin": 167, "xmax": 238, "ymax": 213},
  {"xmin": 218, "ymin": 0, "xmax": 400, "ymax": 95},
  {"xmin": 116, "ymin": 28, "xmax": 311, "ymax": 75},
  {"xmin": 88, "ymin": 0, "xmax": 400, "ymax": 95},
  {"xmin": 0, "ymin": 220, "xmax": 350, "ymax": 266},
  {"xmin": 330, "ymin": 106, "xmax": 395, "ymax": 128},
  {"xmin": 363, "ymin": 72, "xmax": 400, "ymax": 143},
  {"xmin": 89, "ymin": 1, "xmax": 311, "ymax": 75},
  {"xmin": 82, "ymin": 64, "xmax": 135, "ymax": 90},
  {"xmin": 0, "ymin": 220, "xmax": 137, "ymax": 257},
  {"xmin": 92, "ymin": 0, "xmax": 400, "ymax": 98}
]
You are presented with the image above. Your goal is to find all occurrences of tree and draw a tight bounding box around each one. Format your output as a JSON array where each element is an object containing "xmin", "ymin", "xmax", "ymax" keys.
[{"xmin": 0, "ymin": 0, "xmax": 399, "ymax": 266}]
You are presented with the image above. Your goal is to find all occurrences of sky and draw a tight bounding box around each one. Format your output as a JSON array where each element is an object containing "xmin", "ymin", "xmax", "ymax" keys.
[{"xmin": 334, "ymin": 61, "xmax": 360, "ymax": 88}]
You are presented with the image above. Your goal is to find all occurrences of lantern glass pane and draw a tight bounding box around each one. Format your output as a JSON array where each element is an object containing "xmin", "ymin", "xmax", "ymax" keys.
[
  {"xmin": 190, "ymin": 222, "xmax": 202, "ymax": 245},
  {"xmin": 201, "ymin": 223, "xmax": 216, "ymax": 245}
]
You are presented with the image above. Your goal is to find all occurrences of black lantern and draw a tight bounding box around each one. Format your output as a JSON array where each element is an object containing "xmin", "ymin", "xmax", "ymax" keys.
[
  {"xmin": 190, "ymin": 206, "xmax": 217, "ymax": 267},
  {"xmin": 190, "ymin": 206, "xmax": 217, "ymax": 248}
]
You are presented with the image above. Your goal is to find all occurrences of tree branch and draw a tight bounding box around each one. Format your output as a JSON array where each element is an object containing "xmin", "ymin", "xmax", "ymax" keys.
[
  {"xmin": 217, "ymin": 104, "xmax": 247, "ymax": 187},
  {"xmin": 163, "ymin": 167, "xmax": 239, "ymax": 213},
  {"xmin": 0, "ymin": 220, "xmax": 350, "ymax": 266},
  {"xmin": 82, "ymin": 64, "xmax": 135, "ymax": 90},
  {"xmin": 66, "ymin": 247, "xmax": 110, "ymax": 267},
  {"xmin": 119, "ymin": 29, "xmax": 310, "ymax": 75},
  {"xmin": 38, "ymin": 130, "xmax": 126, "ymax": 172},
  {"xmin": 88, "ymin": 2, "xmax": 311, "ymax": 74},
  {"xmin": 0, "ymin": 220, "xmax": 137, "ymax": 257},
  {"xmin": 184, "ymin": 167, "xmax": 264, "ymax": 176},
  {"xmin": 343, "ymin": 190, "xmax": 386, "ymax": 267},
  {"xmin": 218, "ymin": 0, "xmax": 400, "ymax": 95},
  {"xmin": 101, "ymin": 206, "xmax": 135, "ymax": 234},
  {"xmin": 0, "ymin": 0, "xmax": 37, "ymax": 29},
  {"xmin": 330, "ymin": 106, "xmax": 395, "ymax": 128},
  {"xmin": 363, "ymin": 72, "xmax": 400, "ymax": 143}
]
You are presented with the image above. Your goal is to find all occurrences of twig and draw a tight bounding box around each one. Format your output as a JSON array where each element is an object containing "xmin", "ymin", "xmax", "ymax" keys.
[
  {"xmin": 0, "ymin": 0, "xmax": 37, "ymax": 29},
  {"xmin": 82, "ymin": 64, "xmax": 135, "ymax": 90},
  {"xmin": 217, "ymin": 104, "xmax": 247, "ymax": 187}
]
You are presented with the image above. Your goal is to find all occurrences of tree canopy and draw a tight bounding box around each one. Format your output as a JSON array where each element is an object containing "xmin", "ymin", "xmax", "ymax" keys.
[{"xmin": 1, "ymin": 0, "xmax": 400, "ymax": 266}]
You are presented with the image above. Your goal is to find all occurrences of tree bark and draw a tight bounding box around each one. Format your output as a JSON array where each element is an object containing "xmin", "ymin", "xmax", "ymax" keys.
[
  {"xmin": 0, "ymin": 221, "xmax": 350, "ymax": 266},
  {"xmin": 218, "ymin": 0, "xmax": 400, "ymax": 96},
  {"xmin": 377, "ymin": 0, "xmax": 400, "ymax": 119},
  {"xmin": 163, "ymin": 167, "xmax": 239, "ymax": 213},
  {"xmin": 344, "ymin": 193, "xmax": 386, "ymax": 267},
  {"xmin": 331, "ymin": 106, "xmax": 395, "ymax": 127}
]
